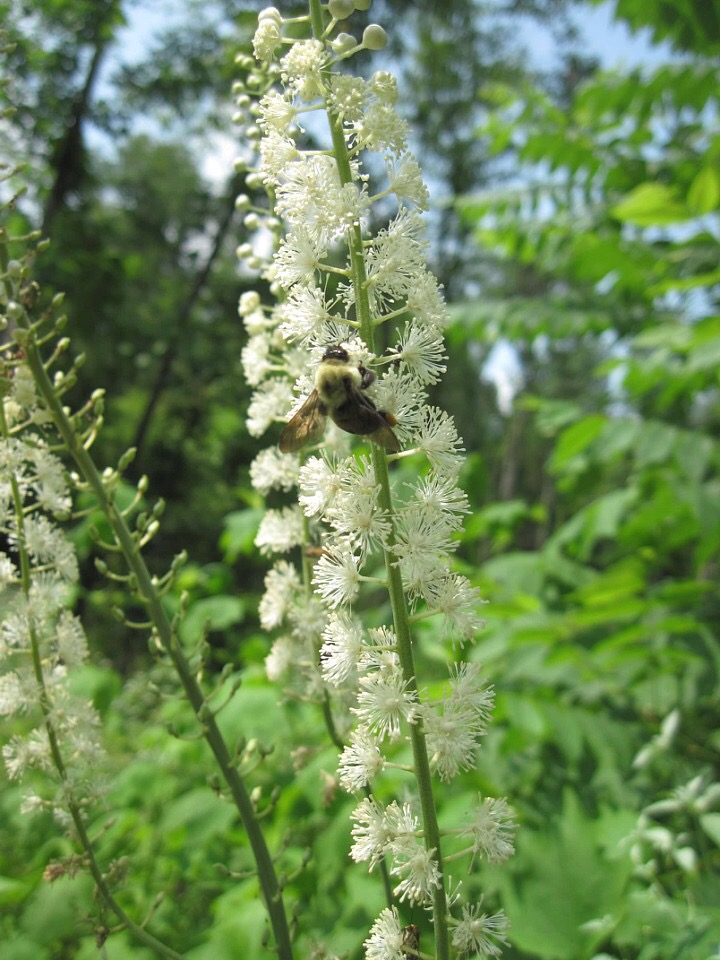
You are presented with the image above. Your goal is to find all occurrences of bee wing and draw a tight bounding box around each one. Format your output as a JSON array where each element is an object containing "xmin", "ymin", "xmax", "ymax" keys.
[
  {"xmin": 369, "ymin": 414, "xmax": 402, "ymax": 453},
  {"xmin": 278, "ymin": 390, "xmax": 327, "ymax": 453},
  {"xmin": 331, "ymin": 381, "xmax": 402, "ymax": 453}
]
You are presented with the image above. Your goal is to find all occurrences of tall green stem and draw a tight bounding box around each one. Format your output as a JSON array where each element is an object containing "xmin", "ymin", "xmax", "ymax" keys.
[
  {"xmin": 16, "ymin": 320, "xmax": 294, "ymax": 960},
  {"xmin": 1, "ymin": 400, "xmax": 187, "ymax": 960},
  {"xmin": 308, "ymin": 2, "xmax": 449, "ymax": 954}
]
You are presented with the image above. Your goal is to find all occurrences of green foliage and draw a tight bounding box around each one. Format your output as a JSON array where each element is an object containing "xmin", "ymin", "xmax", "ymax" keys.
[{"xmin": 455, "ymin": 11, "xmax": 720, "ymax": 957}]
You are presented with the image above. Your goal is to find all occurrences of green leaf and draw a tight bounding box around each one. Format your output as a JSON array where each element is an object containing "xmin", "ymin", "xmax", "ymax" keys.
[
  {"xmin": 611, "ymin": 182, "xmax": 689, "ymax": 225},
  {"xmin": 551, "ymin": 414, "xmax": 606, "ymax": 470},
  {"xmin": 499, "ymin": 791, "xmax": 632, "ymax": 959},
  {"xmin": 688, "ymin": 166, "xmax": 720, "ymax": 214},
  {"xmin": 180, "ymin": 595, "xmax": 245, "ymax": 642},
  {"xmin": 220, "ymin": 508, "xmax": 263, "ymax": 561},
  {"xmin": 0, "ymin": 875, "xmax": 31, "ymax": 907},
  {"xmin": 700, "ymin": 812, "xmax": 720, "ymax": 847}
]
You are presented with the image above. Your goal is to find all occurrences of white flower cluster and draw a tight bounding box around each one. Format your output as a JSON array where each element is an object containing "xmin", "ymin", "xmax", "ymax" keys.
[
  {"xmin": 0, "ymin": 356, "xmax": 105, "ymax": 823},
  {"xmin": 235, "ymin": 4, "xmax": 514, "ymax": 955}
]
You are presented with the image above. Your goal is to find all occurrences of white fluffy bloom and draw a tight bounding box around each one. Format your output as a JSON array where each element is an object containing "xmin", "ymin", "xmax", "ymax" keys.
[
  {"xmin": 326, "ymin": 482, "xmax": 390, "ymax": 557},
  {"xmin": 280, "ymin": 38, "xmax": 327, "ymax": 99},
  {"xmin": 241, "ymin": 333, "xmax": 274, "ymax": 386},
  {"xmin": 389, "ymin": 834, "xmax": 441, "ymax": 904},
  {"xmin": 30, "ymin": 446, "xmax": 71, "ymax": 516},
  {"xmin": 363, "ymin": 906, "xmax": 407, "ymax": 960},
  {"xmin": 255, "ymin": 506, "xmax": 305, "ymax": 555},
  {"xmin": 414, "ymin": 406, "xmax": 465, "ymax": 476},
  {"xmin": 320, "ymin": 611, "xmax": 365, "ymax": 685},
  {"xmin": 353, "ymin": 667, "xmax": 417, "ymax": 742},
  {"xmin": 272, "ymin": 228, "xmax": 326, "ymax": 288},
  {"xmin": 246, "ymin": 378, "xmax": 295, "ymax": 437},
  {"xmin": 0, "ymin": 672, "xmax": 24, "ymax": 716},
  {"xmin": 250, "ymin": 447, "xmax": 301, "ymax": 494},
  {"xmin": 364, "ymin": 210, "xmax": 427, "ymax": 312},
  {"xmin": 460, "ymin": 797, "xmax": 516, "ymax": 866},
  {"xmin": 352, "ymin": 102, "xmax": 409, "ymax": 156},
  {"xmin": 259, "ymin": 131, "xmax": 300, "ymax": 187},
  {"xmin": 55, "ymin": 611, "xmax": 89, "ymax": 667},
  {"xmin": 253, "ymin": 18, "xmax": 282, "ymax": 61},
  {"xmin": 258, "ymin": 91, "xmax": 297, "ymax": 133},
  {"xmin": 350, "ymin": 798, "xmax": 418, "ymax": 867},
  {"xmin": 298, "ymin": 455, "xmax": 344, "ymax": 517},
  {"xmin": 421, "ymin": 573, "xmax": 486, "ymax": 644},
  {"xmin": 22, "ymin": 515, "xmax": 78, "ymax": 583},
  {"xmin": 275, "ymin": 155, "xmax": 370, "ymax": 244},
  {"xmin": 386, "ymin": 154, "xmax": 429, "ymax": 210},
  {"xmin": 338, "ymin": 727, "xmax": 386, "ymax": 791},
  {"xmin": 406, "ymin": 271, "xmax": 451, "ymax": 328},
  {"xmin": 394, "ymin": 322, "xmax": 447, "ymax": 385},
  {"xmin": 312, "ymin": 547, "xmax": 362, "ymax": 607},
  {"xmin": 451, "ymin": 904, "xmax": 510, "ymax": 957},
  {"xmin": 328, "ymin": 75, "xmax": 368, "ymax": 122},
  {"xmin": 277, "ymin": 284, "xmax": 334, "ymax": 344},
  {"xmin": 259, "ymin": 560, "xmax": 302, "ymax": 630}
]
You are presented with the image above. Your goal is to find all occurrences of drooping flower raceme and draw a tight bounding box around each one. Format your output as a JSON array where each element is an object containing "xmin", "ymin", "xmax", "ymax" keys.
[
  {"xmin": 235, "ymin": 3, "xmax": 514, "ymax": 956},
  {"xmin": 0, "ymin": 350, "xmax": 105, "ymax": 827}
]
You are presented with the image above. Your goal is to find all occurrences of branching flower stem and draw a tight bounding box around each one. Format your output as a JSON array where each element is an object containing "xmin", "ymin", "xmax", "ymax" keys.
[
  {"xmin": 14, "ymin": 315, "xmax": 294, "ymax": 960},
  {"xmin": 308, "ymin": 2, "xmax": 449, "ymax": 954}
]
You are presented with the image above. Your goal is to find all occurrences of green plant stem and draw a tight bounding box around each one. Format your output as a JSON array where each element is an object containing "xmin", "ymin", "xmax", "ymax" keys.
[
  {"xmin": 18, "ymin": 324, "xmax": 294, "ymax": 960},
  {"xmin": 308, "ymin": 2, "xmax": 449, "ymax": 954},
  {"xmin": 1, "ymin": 402, "xmax": 187, "ymax": 960}
]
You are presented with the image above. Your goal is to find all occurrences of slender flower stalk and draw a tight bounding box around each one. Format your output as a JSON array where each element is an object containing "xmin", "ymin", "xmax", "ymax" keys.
[
  {"xmin": 0, "ymin": 229, "xmax": 294, "ymax": 960},
  {"xmin": 236, "ymin": 3, "xmax": 515, "ymax": 957}
]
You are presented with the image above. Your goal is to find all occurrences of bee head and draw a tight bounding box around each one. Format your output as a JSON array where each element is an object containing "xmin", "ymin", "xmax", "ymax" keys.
[{"xmin": 321, "ymin": 345, "xmax": 350, "ymax": 363}]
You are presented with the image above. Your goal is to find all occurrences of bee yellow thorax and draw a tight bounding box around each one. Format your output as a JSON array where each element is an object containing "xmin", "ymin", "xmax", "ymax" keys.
[{"xmin": 315, "ymin": 360, "xmax": 361, "ymax": 407}]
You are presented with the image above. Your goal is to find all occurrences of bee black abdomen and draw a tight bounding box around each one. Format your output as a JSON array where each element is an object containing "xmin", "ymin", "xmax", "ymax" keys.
[{"xmin": 331, "ymin": 398, "xmax": 382, "ymax": 436}]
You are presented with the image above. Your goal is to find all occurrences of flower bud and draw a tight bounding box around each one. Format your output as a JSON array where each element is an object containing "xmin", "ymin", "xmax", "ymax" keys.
[
  {"xmin": 331, "ymin": 32, "xmax": 357, "ymax": 55},
  {"xmin": 362, "ymin": 24, "xmax": 387, "ymax": 50},
  {"xmin": 329, "ymin": 0, "xmax": 355, "ymax": 18}
]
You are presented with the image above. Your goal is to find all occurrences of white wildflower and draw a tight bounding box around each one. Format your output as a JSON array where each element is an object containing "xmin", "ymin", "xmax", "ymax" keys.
[
  {"xmin": 451, "ymin": 904, "xmax": 510, "ymax": 958},
  {"xmin": 246, "ymin": 378, "xmax": 294, "ymax": 437},
  {"xmin": 272, "ymin": 228, "xmax": 326, "ymax": 288},
  {"xmin": 253, "ymin": 18, "xmax": 282, "ymax": 61},
  {"xmin": 351, "ymin": 798, "xmax": 418, "ymax": 867},
  {"xmin": 298, "ymin": 455, "xmax": 344, "ymax": 516},
  {"xmin": 421, "ymin": 573, "xmax": 485, "ymax": 644},
  {"xmin": 280, "ymin": 38, "xmax": 327, "ymax": 100},
  {"xmin": 353, "ymin": 667, "xmax": 417, "ymax": 742},
  {"xmin": 338, "ymin": 727, "xmax": 386, "ymax": 791},
  {"xmin": 259, "ymin": 560, "xmax": 302, "ymax": 629},
  {"xmin": 353, "ymin": 102, "xmax": 409, "ymax": 156},
  {"xmin": 255, "ymin": 506, "xmax": 305, "ymax": 555},
  {"xmin": 389, "ymin": 834, "xmax": 441, "ymax": 904},
  {"xmin": 320, "ymin": 611, "xmax": 365, "ymax": 685},
  {"xmin": 241, "ymin": 333, "xmax": 274, "ymax": 386},
  {"xmin": 250, "ymin": 447, "xmax": 301, "ymax": 494},
  {"xmin": 415, "ymin": 406, "xmax": 465, "ymax": 476},
  {"xmin": 312, "ymin": 547, "xmax": 362, "ymax": 607},
  {"xmin": 386, "ymin": 154, "xmax": 429, "ymax": 210},
  {"xmin": 394, "ymin": 323, "xmax": 447, "ymax": 385},
  {"xmin": 460, "ymin": 797, "xmax": 516, "ymax": 866},
  {"xmin": 363, "ymin": 906, "xmax": 406, "ymax": 960}
]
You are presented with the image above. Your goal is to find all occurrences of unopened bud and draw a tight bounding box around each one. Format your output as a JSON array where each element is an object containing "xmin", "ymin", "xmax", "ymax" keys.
[
  {"xmin": 329, "ymin": 0, "xmax": 355, "ymax": 18},
  {"xmin": 362, "ymin": 24, "xmax": 387, "ymax": 50}
]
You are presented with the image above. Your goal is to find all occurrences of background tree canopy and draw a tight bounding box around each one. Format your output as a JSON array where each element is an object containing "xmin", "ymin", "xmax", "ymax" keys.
[{"xmin": 1, "ymin": 0, "xmax": 718, "ymax": 958}]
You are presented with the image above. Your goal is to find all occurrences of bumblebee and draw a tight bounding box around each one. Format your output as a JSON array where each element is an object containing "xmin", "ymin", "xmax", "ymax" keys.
[
  {"xmin": 279, "ymin": 345, "xmax": 400, "ymax": 453},
  {"xmin": 402, "ymin": 924, "xmax": 420, "ymax": 956}
]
